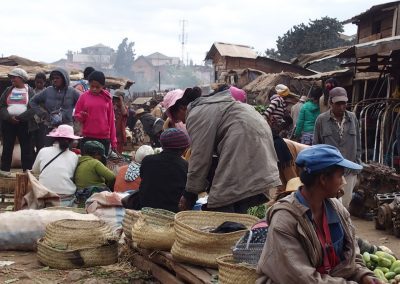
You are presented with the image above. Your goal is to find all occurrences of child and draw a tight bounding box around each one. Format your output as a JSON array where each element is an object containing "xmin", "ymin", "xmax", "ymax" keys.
[{"xmin": 74, "ymin": 71, "xmax": 117, "ymax": 155}]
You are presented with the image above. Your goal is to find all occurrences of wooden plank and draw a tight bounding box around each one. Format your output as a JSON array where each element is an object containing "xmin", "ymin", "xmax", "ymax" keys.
[
  {"xmin": 14, "ymin": 173, "xmax": 28, "ymax": 211},
  {"xmin": 176, "ymin": 263, "xmax": 215, "ymax": 284},
  {"xmin": 131, "ymin": 253, "xmax": 184, "ymax": 284}
]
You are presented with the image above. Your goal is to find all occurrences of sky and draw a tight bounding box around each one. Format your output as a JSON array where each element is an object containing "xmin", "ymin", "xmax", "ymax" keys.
[{"xmin": 0, "ymin": 0, "xmax": 392, "ymax": 65}]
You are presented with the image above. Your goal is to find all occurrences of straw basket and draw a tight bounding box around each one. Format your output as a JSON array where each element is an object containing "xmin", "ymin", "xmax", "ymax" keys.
[
  {"xmin": 217, "ymin": 254, "xmax": 258, "ymax": 284},
  {"xmin": 171, "ymin": 211, "xmax": 259, "ymax": 268},
  {"xmin": 132, "ymin": 208, "xmax": 175, "ymax": 250},
  {"xmin": 122, "ymin": 209, "xmax": 141, "ymax": 239},
  {"xmin": 37, "ymin": 219, "xmax": 118, "ymax": 269},
  {"xmin": 0, "ymin": 176, "xmax": 16, "ymax": 202}
]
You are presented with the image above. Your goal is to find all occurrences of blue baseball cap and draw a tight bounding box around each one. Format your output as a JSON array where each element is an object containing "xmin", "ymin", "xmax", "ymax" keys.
[{"xmin": 295, "ymin": 144, "xmax": 362, "ymax": 174}]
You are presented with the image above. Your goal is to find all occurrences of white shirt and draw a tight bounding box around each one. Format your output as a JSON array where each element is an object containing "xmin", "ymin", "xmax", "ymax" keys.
[
  {"xmin": 7, "ymin": 85, "xmax": 29, "ymax": 116},
  {"xmin": 32, "ymin": 144, "xmax": 78, "ymax": 195}
]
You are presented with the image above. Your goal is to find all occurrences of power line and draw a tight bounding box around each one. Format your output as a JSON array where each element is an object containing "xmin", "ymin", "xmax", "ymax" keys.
[{"xmin": 179, "ymin": 19, "xmax": 188, "ymax": 66}]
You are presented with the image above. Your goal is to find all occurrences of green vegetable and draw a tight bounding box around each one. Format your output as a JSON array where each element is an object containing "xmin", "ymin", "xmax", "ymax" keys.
[
  {"xmin": 247, "ymin": 204, "xmax": 266, "ymax": 219},
  {"xmin": 370, "ymin": 254, "xmax": 379, "ymax": 263},
  {"xmin": 378, "ymin": 257, "xmax": 392, "ymax": 268},
  {"xmin": 376, "ymin": 267, "xmax": 390, "ymax": 274},
  {"xmin": 374, "ymin": 268, "xmax": 387, "ymax": 282},
  {"xmin": 390, "ymin": 260, "xmax": 400, "ymax": 272},
  {"xmin": 385, "ymin": 272, "xmax": 396, "ymax": 280},
  {"xmin": 363, "ymin": 252, "xmax": 371, "ymax": 263},
  {"xmin": 393, "ymin": 267, "xmax": 400, "ymax": 275},
  {"xmin": 376, "ymin": 251, "xmax": 396, "ymax": 264}
]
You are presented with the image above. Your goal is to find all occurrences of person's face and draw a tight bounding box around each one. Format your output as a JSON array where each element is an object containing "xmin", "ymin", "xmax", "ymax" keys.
[
  {"xmin": 89, "ymin": 81, "xmax": 104, "ymax": 94},
  {"xmin": 320, "ymin": 167, "xmax": 345, "ymax": 199},
  {"xmin": 331, "ymin": 101, "xmax": 347, "ymax": 117},
  {"xmin": 52, "ymin": 74, "xmax": 64, "ymax": 89},
  {"xmin": 35, "ymin": 78, "xmax": 45, "ymax": 90},
  {"xmin": 325, "ymin": 82, "xmax": 333, "ymax": 91},
  {"xmin": 171, "ymin": 105, "xmax": 187, "ymax": 123},
  {"xmin": 10, "ymin": 75, "xmax": 25, "ymax": 88}
]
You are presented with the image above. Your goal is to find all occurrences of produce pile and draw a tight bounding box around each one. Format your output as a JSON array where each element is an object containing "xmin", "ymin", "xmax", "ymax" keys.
[{"xmin": 363, "ymin": 251, "xmax": 400, "ymax": 283}]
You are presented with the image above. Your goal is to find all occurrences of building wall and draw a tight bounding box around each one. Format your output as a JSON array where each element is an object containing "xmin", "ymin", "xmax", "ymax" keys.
[
  {"xmin": 132, "ymin": 59, "xmax": 156, "ymax": 82},
  {"xmin": 357, "ymin": 8, "xmax": 397, "ymax": 44}
]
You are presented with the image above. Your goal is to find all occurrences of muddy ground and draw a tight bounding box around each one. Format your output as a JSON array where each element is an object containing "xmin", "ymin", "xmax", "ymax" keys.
[{"xmin": 0, "ymin": 217, "xmax": 399, "ymax": 284}]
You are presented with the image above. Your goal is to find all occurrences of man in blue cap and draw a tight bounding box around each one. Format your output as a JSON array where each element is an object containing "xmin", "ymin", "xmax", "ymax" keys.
[
  {"xmin": 314, "ymin": 87, "xmax": 361, "ymax": 210},
  {"xmin": 257, "ymin": 144, "xmax": 379, "ymax": 284}
]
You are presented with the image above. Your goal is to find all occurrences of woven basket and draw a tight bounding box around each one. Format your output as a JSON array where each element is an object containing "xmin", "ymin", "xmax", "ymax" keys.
[
  {"xmin": 0, "ymin": 176, "xmax": 16, "ymax": 194},
  {"xmin": 232, "ymin": 229, "xmax": 265, "ymax": 265},
  {"xmin": 171, "ymin": 211, "xmax": 259, "ymax": 268},
  {"xmin": 42, "ymin": 219, "xmax": 116, "ymax": 250},
  {"xmin": 132, "ymin": 207, "xmax": 175, "ymax": 250},
  {"xmin": 217, "ymin": 254, "xmax": 258, "ymax": 284},
  {"xmin": 37, "ymin": 238, "xmax": 118, "ymax": 269},
  {"xmin": 122, "ymin": 209, "xmax": 141, "ymax": 239}
]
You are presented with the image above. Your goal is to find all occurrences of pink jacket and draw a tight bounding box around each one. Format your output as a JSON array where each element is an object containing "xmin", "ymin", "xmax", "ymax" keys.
[{"xmin": 74, "ymin": 90, "xmax": 117, "ymax": 148}]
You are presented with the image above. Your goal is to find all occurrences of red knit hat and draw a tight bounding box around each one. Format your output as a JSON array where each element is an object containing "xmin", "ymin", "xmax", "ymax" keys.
[{"xmin": 160, "ymin": 128, "xmax": 190, "ymax": 150}]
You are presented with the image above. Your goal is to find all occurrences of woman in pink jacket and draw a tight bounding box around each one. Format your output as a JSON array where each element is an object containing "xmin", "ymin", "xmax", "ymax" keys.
[{"xmin": 74, "ymin": 71, "xmax": 117, "ymax": 155}]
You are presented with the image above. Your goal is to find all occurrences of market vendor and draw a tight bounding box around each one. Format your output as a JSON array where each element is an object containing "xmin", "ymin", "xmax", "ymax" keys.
[
  {"xmin": 176, "ymin": 87, "xmax": 281, "ymax": 213},
  {"xmin": 257, "ymin": 144, "xmax": 380, "ymax": 284}
]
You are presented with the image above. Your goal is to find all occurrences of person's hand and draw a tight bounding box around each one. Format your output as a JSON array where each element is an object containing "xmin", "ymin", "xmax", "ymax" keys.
[
  {"xmin": 9, "ymin": 116, "xmax": 19, "ymax": 124},
  {"xmin": 178, "ymin": 196, "xmax": 191, "ymax": 211},
  {"xmin": 360, "ymin": 275, "xmax": 383, "ymax": 284}
]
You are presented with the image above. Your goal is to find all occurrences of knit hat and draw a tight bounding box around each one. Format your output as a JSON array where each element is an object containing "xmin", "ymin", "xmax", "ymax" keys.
[
  {"xmin": 83, "ymin": 140, "xmax": 106, "ymax": 158},
  {"xmin": 275, "ymin": 84, "xmax": 290, "ymax": 97},
  {"xmin": 134, "ymin": 145, "xmax": 154, "ymax": 163},
  {"xmin": 160, "ymin": 128, "xmax": 190, "ymax": 150},
  {"xmin": 8, "ymin": 68, "xmax": 29, "ymax": 82},
  {"xmin": 229, "ymin": 86, "xmax": 247, "ymax": 103},
  {"xmin": 83, "ymin": 67, "xmax": 95, "ymax": 79},
  {"xmin": 329, "ymin": 87, "xmax": 348, "ymax": 103},
  {"xmin": 88, "ymin": 71, "xmax": 106, "ymax": 86}
]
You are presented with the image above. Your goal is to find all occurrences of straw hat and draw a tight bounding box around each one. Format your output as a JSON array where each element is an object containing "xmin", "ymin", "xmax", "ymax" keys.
[
  {"xmin": 135, "ymin": 108, "xmax": 146, "ymax": 116},
  {"xmin": 47, "ymin": 124, "xmax": 82, "ymax": 140},
  {"xmin": 285, "ymin": 177, "xmax": 302, "ymax": 192}
]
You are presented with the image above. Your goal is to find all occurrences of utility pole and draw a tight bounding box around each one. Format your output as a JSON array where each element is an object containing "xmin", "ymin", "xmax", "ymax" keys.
[{"xmin": 179, "ymin": 20, "xmax": 187, "ymax": 66}]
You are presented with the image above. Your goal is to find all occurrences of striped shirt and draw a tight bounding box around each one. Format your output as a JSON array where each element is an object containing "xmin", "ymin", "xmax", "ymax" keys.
[{"xmin": 264, "ymin": 94, "xmax": 287, "ymax": 120}]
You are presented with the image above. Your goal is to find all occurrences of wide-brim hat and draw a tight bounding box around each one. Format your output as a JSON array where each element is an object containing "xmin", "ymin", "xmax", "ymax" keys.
[
  {"xmin": 161, "ymin": 89, "xmax": 184, "ymax": 118},
  {"xmin": 47, "ymin": 124, "xmax": 82, "ymax": 140},
  {"xmin": 135, "ymin": 108, "xmax": 146, "ymax": 116},
  {"xmin": 285, "ymin": 177, "xmax": 303, "ymax": 192}
]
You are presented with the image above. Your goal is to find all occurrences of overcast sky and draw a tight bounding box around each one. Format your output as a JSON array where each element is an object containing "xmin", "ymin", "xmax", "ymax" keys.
[{"xmin": 0, "ymin": 0, "xmax": 391, "ymax": 65}]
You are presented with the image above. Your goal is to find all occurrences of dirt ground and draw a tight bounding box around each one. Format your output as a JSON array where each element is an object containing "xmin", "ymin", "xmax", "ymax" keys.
[{"xmin": 0, "ymin": 217, "xmax": 399, "ymax": 284}]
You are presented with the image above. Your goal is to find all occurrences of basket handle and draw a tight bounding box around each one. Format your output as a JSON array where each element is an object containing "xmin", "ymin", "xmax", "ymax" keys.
[{"xmin": 245, "ymin": 230, "xmax": 253, "ymax": 249}]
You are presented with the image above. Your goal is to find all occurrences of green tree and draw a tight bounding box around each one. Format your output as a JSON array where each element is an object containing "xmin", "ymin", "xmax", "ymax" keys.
[
  {"xmin": 265, "ymin": 17, "xmax": 353, "ymax": 71},
  {"xmin": 114, "ymin": 38, "xmax": 135, "ymax": 77}
]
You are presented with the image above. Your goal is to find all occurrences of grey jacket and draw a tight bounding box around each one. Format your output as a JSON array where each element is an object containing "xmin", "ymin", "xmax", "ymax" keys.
[
  {"xmin": 29, "ymin": 68, "xmax": 80, "ymax": 126},
  {"xmin": 256, "ymin": 193, "xmax": 373, "ymax": 284},
  {"xmin": 185, "ymin": 90, "xmax": 281, "ymax": 208},
  {"xmin": 313, "ymin": 110, "xmax": 361, "ymax": 165}
]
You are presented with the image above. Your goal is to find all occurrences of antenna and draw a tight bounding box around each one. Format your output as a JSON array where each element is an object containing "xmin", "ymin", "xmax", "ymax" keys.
[{"xmin": 179, "ymin": 19, "xmax": 188, "ymax": 66}]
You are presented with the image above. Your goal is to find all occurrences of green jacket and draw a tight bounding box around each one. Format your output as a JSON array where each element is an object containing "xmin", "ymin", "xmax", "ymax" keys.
[
  {"xmin": 294, "ymin": 101, "xmax": 320, "ymax": 137},
  {"xmin": 74, "ymin": 156, "xmax": 115, "ymax": 189}
]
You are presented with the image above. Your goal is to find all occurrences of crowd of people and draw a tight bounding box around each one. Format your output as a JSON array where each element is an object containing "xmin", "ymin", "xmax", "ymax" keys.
[{"xmin": 0, "ymin": 66, "xmax": 381, "ymax": 282}]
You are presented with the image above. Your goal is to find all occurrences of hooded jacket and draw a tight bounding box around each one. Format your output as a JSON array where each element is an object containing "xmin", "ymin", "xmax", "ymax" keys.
[
  {"xmin": 74, "ymin": 155, "xmax": 115, "ymax": 190},
  {"xmin": 184, "ymin": 89, "xmax": 281, "ymax": 208},
  {"xmin": 74, "ymin": 89, "xmax": 117, "ymax": 148},
  {"xmin": 29, "ymin": 68, "xmax": 80, "ymax": 126},
  {"xmin": 256, "ymin": 193, "xmax": 373, "ymax": 284},
  {"xmin": 295, "ymin": 100, "xmax": 320, "ymax": 137}
]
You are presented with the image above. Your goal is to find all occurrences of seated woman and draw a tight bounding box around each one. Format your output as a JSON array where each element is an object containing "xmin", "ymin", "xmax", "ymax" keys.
[
  {"xmin": 257, "ymin": 144, "xmax": 379, "ymax": 284},
  {"xmin": 31, "ymin": 124, "xmax": 81, "ymax": 206},
  {"xmin": 126, "ymin": 128, "xmax": 196, "ymax": 213},
  {"xmin": 114, "ymin": 145, "xmax": 154, "ymax": 192},
  {"xmin": 74, "ymin": 140, "xmax": 116, "ymax": 205}
]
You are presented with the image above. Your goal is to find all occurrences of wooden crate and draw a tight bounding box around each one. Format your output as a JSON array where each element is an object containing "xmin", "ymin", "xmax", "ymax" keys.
[{"xmin": 0, "ymin": 176, "xmax": 16, "ymax": 204}]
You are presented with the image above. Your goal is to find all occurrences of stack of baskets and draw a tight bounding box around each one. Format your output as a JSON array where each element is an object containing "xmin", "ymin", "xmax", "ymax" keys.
[
  {"xmin": 171, "ymin": 211, "xmax": 259, "ymax": 268},
  {"xmin": 132, "ymin": 207, "xmax": 175, "ymax": 250},
  {"xmin": 37, "ymin": 219, "xmax": 118, "ymax": 269},
  {"xmin": 122, "ymin": 209, "xmax": 141, "ymax": 240}
]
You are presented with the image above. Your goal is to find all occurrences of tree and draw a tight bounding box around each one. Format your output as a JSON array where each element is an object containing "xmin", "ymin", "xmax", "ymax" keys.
[
  {"xmin": 265, "ymin": 17, "xmax": 354, "ymax": 71},
  {"xmin": 114, "ymin": 38, "xmax": 135, "ymax": 77}
]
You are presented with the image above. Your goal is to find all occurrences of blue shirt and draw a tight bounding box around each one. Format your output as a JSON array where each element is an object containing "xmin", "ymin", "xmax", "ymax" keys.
[{"xmin": 295, "ymin": 190, "xmax": 345, "ymax": 260}]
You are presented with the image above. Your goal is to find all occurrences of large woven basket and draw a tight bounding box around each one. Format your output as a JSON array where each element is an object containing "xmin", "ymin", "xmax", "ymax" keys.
[
  {"xmin": 37, "ymin": 219, "xmax": 118, "ymax": 269},
  {"xmin": 171, "ymin": 211, "xmax": 259, "ymax": 268},
  {"xmin": 132, "ymin": 208, "xmax": 175, "ymax": 250},
  {"xmin": 217, "ymin": 254, "xmax": 258, "ymax": 284},
  {"xmin": 122, "ymin": 209, "xmax": 141, "ymax": 239}
]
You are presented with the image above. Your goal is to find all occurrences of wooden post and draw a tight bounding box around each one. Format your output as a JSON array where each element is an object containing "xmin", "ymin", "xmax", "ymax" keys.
[{"xmin": 14, "ymin": 173, "xmax": 28, "ymax": 211}]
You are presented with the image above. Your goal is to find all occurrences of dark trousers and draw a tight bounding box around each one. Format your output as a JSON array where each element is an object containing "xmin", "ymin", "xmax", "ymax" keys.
[
  {"xmin": 31, "ymin": 123, "xmax": 47, "ymax": 159},
  {"xmin": 80, "ymin": 137, "xmax": 110, "ymax": 156},
  {"xmin": 204, "ymin": 193, "xmax": 267, "ymax": 214},
  {"xmin": 1, "ymin": 120, "xmax": 32, "ymax": 171}
]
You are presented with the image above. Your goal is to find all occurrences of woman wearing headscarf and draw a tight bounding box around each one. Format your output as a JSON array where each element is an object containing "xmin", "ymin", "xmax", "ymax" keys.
[
  {"xmin": 257, "ymin": 145, "xmax": 379, "ymax": 284},
  {"xmin": 31, "ymin": 124, "xmax": 81, "ymax": 206},
  {"xmin": 0, "ymin": 68, "xmax": 35, "ymax": 174},
  {"xmin": 173, "ymin": 87, "xmax": 280, "ymax": 213}
]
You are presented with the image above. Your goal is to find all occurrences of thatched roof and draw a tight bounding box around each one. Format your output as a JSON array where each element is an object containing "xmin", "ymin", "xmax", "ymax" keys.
[
  {"xmin": 0, "ymin": 55, "xmax": 130, "ymax": 89},
  {"xmin": 243, "ymin": 72, "xmax": 315, "ymax": 105}
]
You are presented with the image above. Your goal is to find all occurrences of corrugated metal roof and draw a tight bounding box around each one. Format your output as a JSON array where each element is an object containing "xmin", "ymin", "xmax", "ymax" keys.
[
  {"xmin": 291, "ymin": 47, "xmax": 350, "ymax": 67},
  {"xmin": 205, "ymin": 42, "xmax": 257, "ymax": 60},
  {"xmin": 295, "ymin": 69, "xmax": 353, "ymax": 80},
  {"xmin": 343, "ymin": 1, "xmax": 400, "ymax": 24},
  {"xmin": 337, "ymin": 35, "xmax": 400, "ymax": 58}
]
